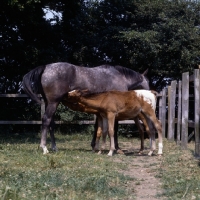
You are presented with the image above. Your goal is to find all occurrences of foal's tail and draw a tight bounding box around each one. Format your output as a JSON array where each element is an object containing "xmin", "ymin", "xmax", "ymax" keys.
[{"xmin": 22, "ymin": 65, "xmax": 46, "ymax": 104}]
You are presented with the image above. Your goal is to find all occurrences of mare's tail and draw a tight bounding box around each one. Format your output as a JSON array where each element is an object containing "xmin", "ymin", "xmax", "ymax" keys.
[{"xmin": 22, "ymin": 65, "xmax": 46, "ymax": 104}]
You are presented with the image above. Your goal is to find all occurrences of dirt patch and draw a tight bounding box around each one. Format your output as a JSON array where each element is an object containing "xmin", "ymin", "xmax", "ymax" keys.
[{"xmin": 114, "ymin": 140, "xmax": 165, "ymax": 199}]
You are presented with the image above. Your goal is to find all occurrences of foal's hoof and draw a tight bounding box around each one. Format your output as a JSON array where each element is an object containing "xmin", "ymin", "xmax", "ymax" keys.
[
  {"xmin": 97, "ymin": 150, "xmax": 102, "ymax": 155},
  {"xmin": 138, "ymin": 150, "xmax": 144, "ymax": 155},
  {"xmin": 116, "ymin": 149, "xmax": 124, "ymax": 155},
  {"xmin": 148, "ymin": 151, "xmax": 154, "ymax": 156},
  {"xmin": 107, "ymin": 151, "xmax": 114, "ymax": 156}
]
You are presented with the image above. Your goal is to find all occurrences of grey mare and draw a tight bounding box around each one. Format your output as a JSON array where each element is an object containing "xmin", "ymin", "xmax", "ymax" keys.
[{"xmin": 22, "ymin": 62, "xmax": 149, "ymax": 154}]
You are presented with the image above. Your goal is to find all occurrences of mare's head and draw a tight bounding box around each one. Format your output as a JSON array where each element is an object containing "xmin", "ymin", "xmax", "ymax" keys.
[
  {"xmin": 113, "ymin": 66, "xmax": 150, "ymax": 90},
  {"xmin": 140, "ymin": 69, "xmax": 150, "ymax": 90}
]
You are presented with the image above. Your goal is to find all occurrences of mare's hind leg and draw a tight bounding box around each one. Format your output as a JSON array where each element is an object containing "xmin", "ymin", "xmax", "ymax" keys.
[
  {"xmin": 40, "ymin": 102, "xmax": 58, "ymax": 154},
  {"xmin": 49, "ymin": 119, "xmax": 57, "ymax": 151}
]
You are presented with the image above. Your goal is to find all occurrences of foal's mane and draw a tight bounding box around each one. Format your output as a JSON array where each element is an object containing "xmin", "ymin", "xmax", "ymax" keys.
[{"xmin": 100, "ymin": 65, "xmax": 142, "ymax": 81}]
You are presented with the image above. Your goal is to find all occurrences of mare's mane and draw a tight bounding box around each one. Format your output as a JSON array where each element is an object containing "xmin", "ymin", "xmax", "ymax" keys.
[{"xmin": 99, "ymin": 65, "xmax": 142, "ymax": 81}]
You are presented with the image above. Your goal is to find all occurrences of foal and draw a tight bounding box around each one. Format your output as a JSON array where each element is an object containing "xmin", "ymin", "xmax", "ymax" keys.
[
  {"xmin": 63, "ymin": 100, "xmax": 148, "ymax": 154},
  {"xmin": 68, "ymin": 90, "xmax": 163, "ymax": 156}
]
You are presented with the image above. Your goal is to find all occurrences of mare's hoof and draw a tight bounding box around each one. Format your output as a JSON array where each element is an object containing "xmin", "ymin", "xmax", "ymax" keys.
[
  {"xmin": 52, "ymin": 147, "xmax": 58, "ymax": 152},
  {"xmin": 116, "ymin": 149, "xmax": 124, "ymax": 155},
  {"xmin": 42, "ymin": 146, "xmax": 49, "ymax": 155}
]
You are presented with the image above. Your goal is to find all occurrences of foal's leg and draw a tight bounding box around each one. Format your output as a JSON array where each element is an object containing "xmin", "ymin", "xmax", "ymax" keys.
[
  {"xmin": 94, "ymin": 116, "xmax": 103, "ymax": 151},
  {"xmin": 107, "ymin": 113, "xmax": 116, "ymax": 156},
  {"xmin": 142, "ymin": 112, "xmax": 163, "ymax": 156},
  {"xmin": 40, "ymin": 102, "xmax": 58, "ymax": 154},
  {"xmin": 98, "ymin": 118, "xmax": 108, "ymax": 155}
]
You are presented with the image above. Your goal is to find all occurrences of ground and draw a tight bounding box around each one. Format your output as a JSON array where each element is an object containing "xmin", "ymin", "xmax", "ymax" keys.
[{"xmin": 114, "ymin": 140, "xmax": 165, "ymax": 199}]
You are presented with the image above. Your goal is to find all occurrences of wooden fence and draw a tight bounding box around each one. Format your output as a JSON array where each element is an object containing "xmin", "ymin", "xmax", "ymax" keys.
[
  {"xmin": 158, "ymin": 69, "xmax": 200, "ymax": 157},
  {"xmin": 0, "ymin": 69, "xmax": 200, "ymax": 157},
  {"xmin": 0, "ymin": 94, "xmax": 135, "ymax": 125}
]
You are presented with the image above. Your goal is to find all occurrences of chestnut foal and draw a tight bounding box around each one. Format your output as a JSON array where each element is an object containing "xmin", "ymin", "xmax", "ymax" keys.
[{"xmin": 67, "ymin": 90, "xmax": 163, "ymax": 156}]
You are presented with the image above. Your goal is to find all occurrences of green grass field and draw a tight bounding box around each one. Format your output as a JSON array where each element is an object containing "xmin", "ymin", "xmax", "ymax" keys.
[{"xmin": 0, "ymin": 131, "xmax": 200, "ymax": 200}]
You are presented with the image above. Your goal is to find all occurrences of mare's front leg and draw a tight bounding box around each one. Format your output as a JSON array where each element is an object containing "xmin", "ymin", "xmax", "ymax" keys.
[
  {"xmin": 40, "ymin": 103, "xmax": 58, "ymax": 154},
  {"xmin": 114, "ymin": 121, "xmax": 124, "ymax": 154},
  {"xmin": 134, "ymin": 117, "xmax": 145, "ymax": 154}
]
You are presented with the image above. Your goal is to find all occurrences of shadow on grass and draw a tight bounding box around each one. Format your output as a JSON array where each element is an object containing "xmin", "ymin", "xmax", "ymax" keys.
[{"xmin": 0, "ymin": 132, "xmax": 81, "ymax": 144}]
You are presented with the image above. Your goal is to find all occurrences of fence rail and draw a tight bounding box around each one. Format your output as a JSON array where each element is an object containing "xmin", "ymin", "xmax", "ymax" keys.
[
  {"xmin": 1, "ymin": 69, "xmax": 200, "ymax": 157},
  {"xmin": 158, "ymin": 69, "xmax": 200, "ymax": 157},
  {"xmin": 0, "ymin": 94, "xmax": 135, "ymax": 125}
]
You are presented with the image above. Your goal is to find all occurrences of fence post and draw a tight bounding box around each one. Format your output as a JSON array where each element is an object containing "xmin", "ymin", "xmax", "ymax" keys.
[
  {"xmin": 194, "ymin": 69, "xmax": 200, "ymax": 157},
  {"xmin": 177, "ymin": 80, "xmax": 182, "ymax": 145},
  {"xmin": 181, "ymin": 72, "xmax": 189, "ymax": 149},
  {"xmin": 158, "ymin": 92, "xmax": 162, "ymax": 121},
  {"xmin": 168, "ymin": 81, "xmax": 177, "ymax": 141},
  {"xmin": 161, "ymin": 88, "xmax": 167, "ymax": 137}
]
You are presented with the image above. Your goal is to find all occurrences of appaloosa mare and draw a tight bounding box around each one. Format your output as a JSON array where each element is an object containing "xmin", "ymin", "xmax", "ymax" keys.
[{"xmin": 22, "ymin": 62, "xmax": 149, "ymax": 154}]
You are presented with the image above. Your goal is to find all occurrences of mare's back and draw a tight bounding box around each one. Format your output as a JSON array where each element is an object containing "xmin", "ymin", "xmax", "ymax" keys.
[{"xmin": 41, "ymin": 63, "xmax": 139, "ymax": 94}]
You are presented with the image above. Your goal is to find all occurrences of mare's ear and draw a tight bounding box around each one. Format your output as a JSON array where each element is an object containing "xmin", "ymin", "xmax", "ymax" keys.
[{"xmin": 142, "ymin": 69, "xmax": 148, "ymax": 76}]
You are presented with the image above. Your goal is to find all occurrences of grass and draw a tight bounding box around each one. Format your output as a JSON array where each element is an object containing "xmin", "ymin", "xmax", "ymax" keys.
[
  {"xmin": 0, "ymin": 132, "xmax": 135, "ymax": 200},
  {"xmin": 0, "ymin": 131, "xmax": 200, "ymax": 200},
  {"xmin": 156, "ymin": 140, "xmax": 200, "ymax": 200}
]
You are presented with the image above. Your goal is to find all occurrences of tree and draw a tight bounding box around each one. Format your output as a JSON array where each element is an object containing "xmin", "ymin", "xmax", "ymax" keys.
[{"xmin": 0, "ymin": 0, "xmax": 65, "ymax": 93}]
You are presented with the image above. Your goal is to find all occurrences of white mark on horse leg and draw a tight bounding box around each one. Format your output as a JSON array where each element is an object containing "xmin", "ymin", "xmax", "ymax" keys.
[
  {"xmin": 148, "ymin": 150, "xmax": 154, "ymax": 156},
  {"xmin": 107, "ymin": 149, "xmax": 114, "ymax": 156},
  {"xmin": 158, "ymin": 142, "xmax": 163, "ymax": 155},
  {"xmin": 43, "ymin": 146, "xmax": 49, "ymax": 154},
  {"xmin": 97, "ymin": 150, "xmax": 102, "ymax": 155}
]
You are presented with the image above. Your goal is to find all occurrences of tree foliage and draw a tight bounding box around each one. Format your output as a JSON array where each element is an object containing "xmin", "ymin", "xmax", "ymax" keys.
[{"xmin": 1, "ymin": 0, "xmax": 200, "ymax": 123}]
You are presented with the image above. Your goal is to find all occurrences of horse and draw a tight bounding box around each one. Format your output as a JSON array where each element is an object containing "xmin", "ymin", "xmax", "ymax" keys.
[
  {"xmin": 63, "ymin": 89, "xmax": 158, "ymax": 155},
  {"xmin": 68, "ymin": 89, "xmax": 163, "ymax": 156},
  {"xmin": 22, "ymin": 62, "xmax": 149, "ymax": 154}
]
